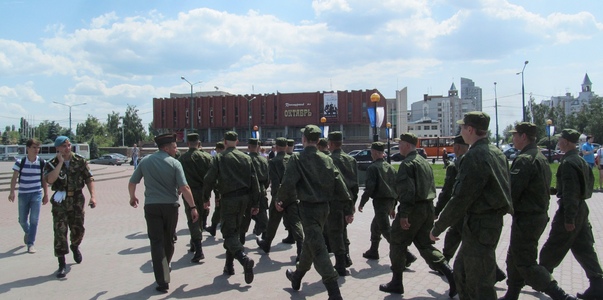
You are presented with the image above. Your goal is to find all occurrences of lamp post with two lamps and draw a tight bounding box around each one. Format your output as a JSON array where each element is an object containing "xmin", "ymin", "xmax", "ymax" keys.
[
  {"xmin": 181, "ymin": 76, "xmax": 202, "ymax": 132},
  {"xmin": 53, "ymin": 101, "xmax": 87, "ymax": 135},
  {"xmin": 370, "ymin": 93, "xmax": 381, "ymax": 142},
  {"xmin": 516, "ymin": 61, "xmax": 529, "ymax": 122}
]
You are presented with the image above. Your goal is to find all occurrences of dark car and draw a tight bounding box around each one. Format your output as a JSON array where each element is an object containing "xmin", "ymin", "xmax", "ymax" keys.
[
  {"xmin": 540, "ymin": 149, "xmax": 564, "ymax": 162},
  {"xmin": 503, "ymin": 147, "xmax": 519, "ymax": 160}
]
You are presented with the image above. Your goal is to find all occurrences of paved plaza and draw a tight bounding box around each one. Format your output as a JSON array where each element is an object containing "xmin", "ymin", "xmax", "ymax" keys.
[{"xmin": 0, "ymin": 161, "xmax": 601, "ymax": 299}]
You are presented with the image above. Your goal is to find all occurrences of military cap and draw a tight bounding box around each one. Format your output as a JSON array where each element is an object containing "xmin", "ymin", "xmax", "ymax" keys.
[
  {"xmin": 224, "ymin": 131, "xmax": 238, "ymax": 141},
  {"xmin": 509, "ymin": 122, "xmax": 538, "ymax": 137},
  {"xmin": 187, "ymin": 133, "xmax": 199, "ymax": 142},
  {"xmin": 287, "ymin": 139, "xmax": 295, "ymax": 147},
  {"xmin": 54, "ymin": 136, "xmax": 70, "ymax": 147},
  {"xmin": 215, "ymin": 141, "xmax": 225, "ymax": 149},
  {"xmin": 456, "ymin": 111, "xmax": 490, "ymax": 131},
  {"xmin": 301, "ymin": 125, "xmax": 321, "ymax": 141},
  {"xmin": 154, "ymin": 133, "xmax": 176, "ymax": 147},
  {"xmin": 248, "ymin": 138, "xmax": 259, "ymax": 145},
  {"xmin": 453, "ymin": 135, "xmax": 467, "ymax": 145},
  {"xmin": 317, "ymin": 138, "xmax": 328, "ymax": 147},
  {"xmin": 328, "ymin": 131, "xmax": 343, "ymax": 142},
  {"xmin": 371, "ymin": 141, "xmax": 385, "ymax": 152},
  {"xmin": 395, "ymin": 132, "xmax": 418, "ymax": 145},
  {"xmin": 275, "ymin": 137, "xmax": 288, "ymax": 147},
  {"xmin": 558, "ymin": 128, "xmax": 580, "ymax": 144}
]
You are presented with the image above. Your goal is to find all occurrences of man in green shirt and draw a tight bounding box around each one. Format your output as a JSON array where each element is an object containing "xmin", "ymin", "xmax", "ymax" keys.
[
  {"xmin": 178, "ymin": 133, "xmax": 212, "ymax": 263},
  {"xmin": 380, "ymin": 133, "xmax": 455, "ymax": 297},
  {"xmin": 431, "ymin": 112, "xmax": 512, "ymax": 299},
  {"xmin": 203, "ymin": 131, "xmax": 260, "ymax": 284},
  {"xmin": 499, "ymin": 123, "xmax": 575, "ymax": 300},
  {"xmin": 128, "ymin": 133, "xmax": 199, "ymax": 293},
  {"xmin": 279, "ymin": 125, "xmax": 351, "ymax": 300},
  {"xmin": 358, "ymin": 142, "xmax": 396, "ymax": 260},
  {"xmin": 539, "ymin": 129, "xmax": 603, "ymax": 300},
  {"xmin": 205, "ymin": 141, "xmax": 225, "ymax": 236}
]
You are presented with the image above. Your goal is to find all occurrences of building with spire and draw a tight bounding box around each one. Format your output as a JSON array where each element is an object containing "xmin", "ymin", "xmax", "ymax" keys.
[{"xmin": 544, "ymin": 73, "xmax": 596, "ymax": 116}]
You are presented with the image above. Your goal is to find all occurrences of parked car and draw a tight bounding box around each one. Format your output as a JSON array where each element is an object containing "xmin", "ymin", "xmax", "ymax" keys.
[
  {"xmin": 89, "ymin": 154, "xmax": 127, "ymax": 166},
  {"xmin": 347, "ymin": 149, "xmax": 362, "ymax": 156},
  {"xmin": 264, "ymin": 138, "xmax": 276, "ymax": 146},
  {"xmin": 540, "ymin": 149, "xmax": 564, "ymax": 162},
  {"xmin": 130, "ymin": 154, "xmax": 150, "ymax": 165},
  {"xmin": 503, "ymin": 147, "xmax": 519, "ymax": 160},
  {"xmin": 292, "ymin": 143, "xmax": 304, "ymax": 153},
  {"xmin": 106, "ymin": 153, "xmax": 129, "ymax": 163}
]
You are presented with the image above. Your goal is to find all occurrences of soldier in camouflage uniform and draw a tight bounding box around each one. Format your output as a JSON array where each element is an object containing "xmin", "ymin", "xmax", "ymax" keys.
[
  {"xmin": 317, "ymin": 138, "xmax": 330, "ymax": 154},
  {"xmin": 256, "ymin": 138, "xmax": 304, "ymax": 257},
  {"xmin": 358, "ymin": 142, "xmax": 397, "ymax": 260},
  {"xmin": 434, "ymin": 135, "xmax": 468, "ymax": 262},
  {"xmin": 539, "ymin": 129, "xmax": 603, "ymax": 300},
  {"xmin": 498, "ymin": 123, "xmax": 576, "ymax": 300},
  {"xmin": 44, "ymin": 136, "xmax": 96, "ymax": 278},
  {"xmin": 327, "ymin": 131, "xmax": 358, "ymax": 275},
  {"xmin": 240, "ymin": 138, "xmax": 269, "ymax": 243},
  {"xmin": 280, "ymin": 138, "xmax": 297, "ymax": 244},
  {"xmin": 431, "ymin": 112, "xmax": 512, "ymax": 299},
  {"xmin": 280, "ymin": 125, "xmax": 352, "ymax": 300},
  {"xmin": 203, "ymin": 131, "xmax": 260, "ymax": 284},
  {"xmin": 178, "ymin": 133, "xmax": 212, "ymax": 263},
  {"xmin": 380, "ymin": 133, "xmax": 456, "ymax": 297},
  {"xmin": 205, "ymin": 141, "xmax": 225, "ymax": 236}
]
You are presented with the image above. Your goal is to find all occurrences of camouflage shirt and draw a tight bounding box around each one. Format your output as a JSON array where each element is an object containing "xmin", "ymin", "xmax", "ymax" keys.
[
  {"xmin": 44, "ymin": 153, "xmax": 93, "ymax": 192},
  {"xmin": 395, "ymin": 150, "xmax": 437, "ymax": 218},
  {"xmin": 433, "ymin": 138, "xmax": 512, "ymax": 236},
  {"xmin": 509, "ymin": 143, "xmax": 552, "ymax": 214},
  {"xmin": 434, "ymin": 155, "xmax": 462, "ymax": 216},
  {"xmin": 268, "ymin": 151, "xmax": 290, "ymax": 199},
  {"xmin": 330, "ymin": 149, "xmax": 359, "ymax": 204},
  {"xmin": 178, "ymin": 148, "xmax": 212, "ymax": 190},
  {"xmin": 359, "ymin": 158, "xmax": 397, "ymax": 208},
  {"xmin": 556, "ymin": 148, "xmax": 594, "ymax": 224}
]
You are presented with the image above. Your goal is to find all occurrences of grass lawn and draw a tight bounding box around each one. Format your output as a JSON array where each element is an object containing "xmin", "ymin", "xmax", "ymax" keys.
[{"xmin": 391, "ymin": 161, "xmax": 563, "ymax": 188}]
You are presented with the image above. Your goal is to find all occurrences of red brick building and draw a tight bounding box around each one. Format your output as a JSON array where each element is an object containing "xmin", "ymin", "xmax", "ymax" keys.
[{"xmin": 153, "ymin": 89, "xmax": 387, "ymax": 143}]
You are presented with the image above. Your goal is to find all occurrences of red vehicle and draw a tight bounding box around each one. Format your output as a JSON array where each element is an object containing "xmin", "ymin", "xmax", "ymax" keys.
[{"xmin": 416, "ymin": 136, "xmax": 454, "ymax": 158}]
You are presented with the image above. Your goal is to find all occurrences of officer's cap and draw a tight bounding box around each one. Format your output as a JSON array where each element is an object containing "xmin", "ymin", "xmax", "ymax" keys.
[
  {"xmin": 557, "ymin": 129, "xmax": 580, "ymax": 144},
  {"xmin": 371, "ymin": 142, "xmax": 385, "ymax": 152},
  {"xmin": 509, "ymin": 122, "xmax": 538, "ymax": 137},
  {"xmin": 224, "ymin": 131, "xmax": 238, "ymax": 141},
  {"xmin": 248, "ymin": 138, "xmax": 259, "ymax": 145},
  {"xmin": 286, "ymin": 139, "xmax": 295, "ymax": 147},
  {"xmin": 275, "ymin": 137, "xmax": 288, "ymax": 147},
  {"xmin": 215, "ymin": 141, "xmax": 225, "ymax": 149},
  {"xmin": 301, "ymin": 125, "xmax": 321, "ymax": 141},
  {"xmin": 456, "ymin": 111, "xmax": 490, "ymax": 131},
  {"xmin": 154, "ymin": 133, "xmax": 176, "ymax": 147},
  {"xmin": 395, "ymin": 132, "xmax": 418, "ymax": 145},
  {"xmin": 328, "ymin": 131, "xmax": 343, "ymax": 142},
  {"xmin": 187, "ymin": 133, "xmax": 199, "ymax": 142},
  {"xmin": 317, "ymin": 138, "xmax": 328, "ymax": 147}
]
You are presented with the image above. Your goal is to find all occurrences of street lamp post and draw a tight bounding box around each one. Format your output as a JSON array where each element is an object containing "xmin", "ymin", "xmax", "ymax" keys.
[
  {"xmin": 370, "ymin": 93, "xmax": 381, "ymax": 142},
  {"xmin": 494, "ymin": 82, "xmax": 499, "ymax": 148},
  {"xmin": 516, "ymin": 61, "xmax": 529, "ymax": 122},
  {"xmin": 53, "ymin": 101, "xmax": 87, "ymax": 135},
  {"xmin": 386, "ymin": 122, "xmax": 392, "ymax": 163},
  {"xmin": 246, "ymin": 96, "xmax": 257, "ymax": 139},
  {"xmin": 546, "ymin": 119, "xmax": 555, "ymax": 163},
  {"xmin": 181, "ymin": 76, "xmax": 202, "ymax": 132}
]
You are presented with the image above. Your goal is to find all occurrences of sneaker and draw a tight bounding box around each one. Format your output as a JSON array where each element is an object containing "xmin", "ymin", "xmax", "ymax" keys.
[{"xmin": 27, "ymin": 245, "xmax": 36, "ymax": 253}]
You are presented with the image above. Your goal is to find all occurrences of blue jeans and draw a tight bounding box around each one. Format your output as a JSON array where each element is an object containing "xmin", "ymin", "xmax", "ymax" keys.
[
  {"xmin": 133, "ymin": 156, "xmax": 138, "ymax": 169},
  {"xmin": 18, "ymin": 190, "xmax": 42, "ymax": 246}
]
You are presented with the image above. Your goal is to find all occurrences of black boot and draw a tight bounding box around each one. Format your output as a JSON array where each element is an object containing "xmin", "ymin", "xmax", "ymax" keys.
[
  {"xmin": 295, "ymin": 240, "xmax": 302, "ymax": 262},
  {"xmin": 235, "ymin": 251, "xmax": 255, "ymax": 284},
  {"xmin": 56, "ymin": 256, "xmax": 66, "ymax": 278},
  {"xmin": 435, "ymin": 261, "xmax": 457, "ymax": 298},
  {"xmin": 206, "ymin": 224, "xmax": 217, "ymax": 237},
  {"xmin": 191, "ymin": 239, "xmax": 204, "ymax": 263},
  {"xmin": 70, "ymin": 244, "xmax": 82, "ymax": 264},
  {"xmin": 188, "ymin": 239, "xmax": 195, "ymax": 252},
  {"xmin": 256, "ymin": 237, "xmax": 271, "ymax": 254},
  {"xmin": 334, "ymin": 254, "xmax": 349, "ymax": 276},
  {"xmin": 405, "ymin": 251, "xmax": 417, "ymax": 268},
  {"xmin": 362, "ymin": 241, "xmax": 380, "ymax": 260},
  {"xmin": 498, "ymin": 285, "xmax": 522, "ymax": 300},
  {"xmin": 577, "ymin": 277, "xmax": 603, "ymax": 300},
  {"xmin": 282, "ymin": 230, "xmax": 295, "ymax": 244},
  {"xmin": 344, "ymin": 243, "xmax": 352, "ymax": 267},
  {"xmin": 544, "ymin": 282, "xmax": 577, "ymax": 300},
  {"xmin": 496, "ymin": 265, "xmax": 507, "ymax": 282},
  {"xmin": 325, "ymin": 280, "xmax": 343, "ymax": 300},
  {"xmin": 223, "ymin": 251, "xmax": 235, "ymax": 276},
  {"xmin": 286, "ymin": 268, "xmax": 306, "ymax": 291},
  {"xmin": 240, "ymin": 232, "xmax": 246, "ymax": 245},
  {"xmin": 379, "ymin": 271, "xmax": 404, "ymax": 294}
]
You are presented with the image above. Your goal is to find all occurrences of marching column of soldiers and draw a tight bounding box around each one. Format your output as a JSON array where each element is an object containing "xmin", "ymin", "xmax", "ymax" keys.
[{"xmin": 122, "ymin": 111, "xmax": 603, "ymax": 300}]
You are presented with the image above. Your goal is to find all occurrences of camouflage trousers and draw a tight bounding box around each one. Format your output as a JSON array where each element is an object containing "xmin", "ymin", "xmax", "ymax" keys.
[{"xmin": 51, "ymin": 191, "xmax": 86, "ymax": 257}]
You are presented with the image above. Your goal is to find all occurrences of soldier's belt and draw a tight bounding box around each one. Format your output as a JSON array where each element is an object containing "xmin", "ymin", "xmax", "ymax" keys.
[{"xmin": 67, "ymin": 190, "xmax": 83, "ymax": 197}]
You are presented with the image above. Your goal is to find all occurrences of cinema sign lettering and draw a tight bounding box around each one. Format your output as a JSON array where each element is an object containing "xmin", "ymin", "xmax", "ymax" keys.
[{"xmin": 284, "ymin": 102, "xmax": 313, "ymax": 118}]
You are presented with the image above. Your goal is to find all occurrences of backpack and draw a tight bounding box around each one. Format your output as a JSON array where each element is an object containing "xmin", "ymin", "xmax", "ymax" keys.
[{"xmin": 18, "ymin": 157, "xmax": 46, "ymax": 184}]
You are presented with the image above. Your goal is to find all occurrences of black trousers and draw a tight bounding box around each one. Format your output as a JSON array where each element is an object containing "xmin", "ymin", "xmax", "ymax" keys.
[{"xmin": 144, "ymin": 203, "xmax": 179, "ymax": 286}]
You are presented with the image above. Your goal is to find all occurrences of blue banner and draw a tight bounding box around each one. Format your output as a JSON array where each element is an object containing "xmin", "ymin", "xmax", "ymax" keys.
[{"xmin": 367, "ymin": 107, "xmax": 376, "ymax": 128}]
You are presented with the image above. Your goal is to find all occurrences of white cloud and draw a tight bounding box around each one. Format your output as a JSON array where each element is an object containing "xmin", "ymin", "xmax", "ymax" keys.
[{"xmin": 312, "ymin": 0, "xmax": 352, "ymax": 15}]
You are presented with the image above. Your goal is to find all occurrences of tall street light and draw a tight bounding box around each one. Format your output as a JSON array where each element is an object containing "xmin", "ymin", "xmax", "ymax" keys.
[
  {"xmin": 386, "ymin": 122, "xmax": 392, "ymax": 163},
  {"xmin": 181, "ymin": 76, "xmax": 202, "ymax": 131},
  {"xmin": 246, "ymin": 96, "xmax": 257, "ymax": 139},
  {"xmin": 516, "ymin": 60, "xmax": 529, "ymax": 122},
  {"xmin": 53, "ymin": 101, "xmax": 87, "ymax": 134},
  {"xmin": 370, "ymin": 93, "xmax": 381, "ymax": 142},
  {"xmin": 494, "ymin": 82, "xmax": 499, "ymax": 148}
]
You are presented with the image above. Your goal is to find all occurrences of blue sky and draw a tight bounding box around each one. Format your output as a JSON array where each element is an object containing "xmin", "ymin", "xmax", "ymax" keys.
[{"xmin": 1, "ymin": 0, "xmax": 602, "ymax": 135}]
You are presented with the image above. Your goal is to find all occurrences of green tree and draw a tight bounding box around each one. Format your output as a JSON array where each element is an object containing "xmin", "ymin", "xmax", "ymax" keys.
[
  {"xmin": 89, "ymin": 136, "xmax": 100, "ymax": 159},
  {"xmin": 76, "ymin": 115, "xmax": 106, "ymax": 143},
  {"xmin": 123, "ymin": 104, "xmax": 145, "ymax": 147},
  {"xmin": 106, "ymin": 112, "xmax": 121, "ymax": 147},
  {"xmin": 46, "ymin": 121, "xmax": 63, "ymax": 142}
]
